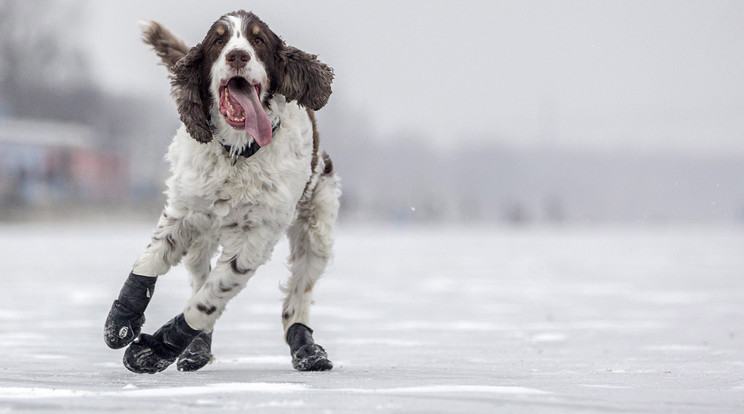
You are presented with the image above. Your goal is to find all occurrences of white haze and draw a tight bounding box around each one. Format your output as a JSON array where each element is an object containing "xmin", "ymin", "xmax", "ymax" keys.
[{"xmin": 82, "ymin": 0, "xmax": 744, "ymax": 154}]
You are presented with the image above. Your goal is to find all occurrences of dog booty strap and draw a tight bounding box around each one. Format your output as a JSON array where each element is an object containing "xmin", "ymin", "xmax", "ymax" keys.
[
  {"xmin": 104, "ymin": 273, "xmax": 158, "ymax": 349},
  {"xmin": 156, "ymin": 313, "xmax": 201, "ymax": 351},
  {"xmin": 286, "ymin": 323, "xmax": 314, "ymax": 349},
  {"xmin": 118, "ymin": 273, "xmax": 158, "ymax": 314}
]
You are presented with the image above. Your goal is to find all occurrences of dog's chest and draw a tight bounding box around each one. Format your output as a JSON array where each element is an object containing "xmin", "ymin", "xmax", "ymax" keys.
[
  {"xmin": 168, "ymin": 127, "xmax": 313, "ymax": 224},
  {"xmin": 211, "ymin": 155, "xmax": 307, "ymax": 218}
]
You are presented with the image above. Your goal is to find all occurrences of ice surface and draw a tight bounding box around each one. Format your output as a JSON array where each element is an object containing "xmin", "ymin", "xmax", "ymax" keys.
[{"xmin": 0, "ymin": 222, "xmax": 743, "ymax": 413}]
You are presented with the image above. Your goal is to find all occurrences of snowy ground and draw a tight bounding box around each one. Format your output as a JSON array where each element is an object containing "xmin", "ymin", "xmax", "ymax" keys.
[{"xmin": 0, "ymin": 221, "xmax": 743, "ymax": 413}]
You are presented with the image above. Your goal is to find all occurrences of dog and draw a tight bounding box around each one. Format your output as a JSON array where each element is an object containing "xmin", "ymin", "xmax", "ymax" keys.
[{"xmin": 104, "ymin": 10, "xmax": 340, "ymax": 374}]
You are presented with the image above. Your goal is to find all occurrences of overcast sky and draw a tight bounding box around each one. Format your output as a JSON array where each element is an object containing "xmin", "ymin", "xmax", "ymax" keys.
[{"xmin": 79, "ymin": 0, "xmax": 744, "ymax": 155}]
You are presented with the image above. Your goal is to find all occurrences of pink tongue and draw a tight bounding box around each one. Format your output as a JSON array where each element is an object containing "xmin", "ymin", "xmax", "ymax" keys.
[{"xmin": 227, "ymin": 81, "xmax": 272, "ymax": 147}]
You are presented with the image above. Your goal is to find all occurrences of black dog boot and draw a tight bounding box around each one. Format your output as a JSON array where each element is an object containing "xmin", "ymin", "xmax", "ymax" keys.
[
  {"xmin": 286, "ymin": 323, "xmax": 333, "ymax": 371},
  {"xmin": 123, "ymin": 313, "xmax": 201, "ymax": 374},
  {"xmin": 177, "ymin": 331, "xmax": 214, "ymax": 372},
  {"xmin": 104, "ymin": 273, "xmax": 157, "ymax": 349}
]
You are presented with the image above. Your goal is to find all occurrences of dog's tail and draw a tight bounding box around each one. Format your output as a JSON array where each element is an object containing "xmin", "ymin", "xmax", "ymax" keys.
[{"xmin": 140, "ymin": 20, "xmax": 189, "ymax": 71}]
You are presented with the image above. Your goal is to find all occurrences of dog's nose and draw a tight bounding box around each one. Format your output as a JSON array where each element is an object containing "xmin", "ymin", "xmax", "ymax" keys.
[{"xmin": 226, "ymin": 50, "xmax": 250, "ymax": 69}]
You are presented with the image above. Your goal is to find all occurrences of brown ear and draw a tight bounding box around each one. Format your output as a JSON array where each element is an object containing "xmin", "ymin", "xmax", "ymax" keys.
[
  {"xmin": 170, "ymin": 44, "xmax": 212, "ymax": 143},
  {"xmin": 140, "ymin": 21, "xmax": 189, "ymax": 70},
  {"xmin": 276, "ymin": 46, "xmax": 334, "ymax": 110}
]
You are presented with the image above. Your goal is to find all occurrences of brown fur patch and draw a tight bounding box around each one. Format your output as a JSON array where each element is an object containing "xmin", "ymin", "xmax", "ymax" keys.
[
  {"xmin": 276, "ymin": 47, "xmax": 334, "ymax": 110},
  {"xmin": 171, "ymin": 45, "xmax": 213, "ymax": 142},
  {"xmin": 230, "ymin": 257, "xmax": 252, "ymax": 275},
  {"xmin": 141, "ymin": 21, "xmax": 189, "ymax": 70},
  {"xmin": 322, "ymin": 152, "xmax": 334, "ymax": 175},
  {"xmin": 164, "ymin": 234, "xmax": 176, "ymax": 250},
  {"xmin": 306, "ymin": 109, "xmax": 320, "ymax": 174},
  {"xmin": 218, "ymin": 280, "xmax": 239, "ymax": 293},
  {"xmin": 299, "ymin": 109, "xmax": 321, "ymax": 198},
  {"xmin": 197, "ymin": 303, "xmax": 217, "ymax": 315}
]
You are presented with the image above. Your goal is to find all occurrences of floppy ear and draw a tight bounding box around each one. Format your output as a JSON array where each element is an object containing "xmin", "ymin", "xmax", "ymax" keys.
[
  {"xmin": 140, "ymin": 20, "xmax": 189, "ymax": 70},
  {"xmin": 275, "ymin": 46, "xmax": 334, "ymax": 110},
  {"xmin": 170, "ymin": 44, "xmax": 212, "ymax": 143}
]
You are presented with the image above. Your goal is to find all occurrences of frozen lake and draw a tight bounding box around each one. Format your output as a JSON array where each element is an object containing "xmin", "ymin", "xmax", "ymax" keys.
[{"xmin": 0, "ymin": 221, "xmax": 743, "ymax": 413}]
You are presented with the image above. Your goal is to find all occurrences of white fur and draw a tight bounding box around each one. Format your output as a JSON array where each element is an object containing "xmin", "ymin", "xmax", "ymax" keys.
[
  {"xmin": 282, "ymin": 170, "xmax": 340, "ymax": 329},
  {"xmin": 131, "ymin": 19, "xmax": 340, "ymax": 336},
  {"xmin": 209, "ymin": 15, "xmax": 271, "ymax": 152},
  {"xmin": 212, "ymin": 16, "xmax": 268, "ymax": 94}
]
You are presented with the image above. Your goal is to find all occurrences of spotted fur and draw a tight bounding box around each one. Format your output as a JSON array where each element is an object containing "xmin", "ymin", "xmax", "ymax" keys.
[{"xmin": 130, "ymin": 11, "xmax": 340, "ymax": 365}]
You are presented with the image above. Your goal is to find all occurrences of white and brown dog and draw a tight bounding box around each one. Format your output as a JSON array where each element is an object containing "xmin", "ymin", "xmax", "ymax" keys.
[{"xmin": 104, "ymin": 10, "xmax": 339, "ymax": 374}]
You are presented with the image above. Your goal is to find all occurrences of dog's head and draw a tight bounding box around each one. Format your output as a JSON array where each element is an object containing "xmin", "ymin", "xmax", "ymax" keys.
[{"xmin": 145, "ymin": 10, "xmax": 334, "ymax": 144}]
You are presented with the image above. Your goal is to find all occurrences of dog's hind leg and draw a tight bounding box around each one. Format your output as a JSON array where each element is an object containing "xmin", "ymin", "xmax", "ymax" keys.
[
  {"xmin": 282, "ymin": 155, "xmax": 340, "ymax": 371},
  {"xmin": 104, "ymin": 206, "xmax": 198, "ymax": 349}
]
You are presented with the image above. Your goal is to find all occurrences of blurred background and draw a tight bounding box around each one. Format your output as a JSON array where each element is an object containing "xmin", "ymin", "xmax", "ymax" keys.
[
  {"xmin": 1, "ymin": 0, "xmax": 742, "ymax": 225},
  {"xmin": 2, "ymin": 3, "xmax": 744, "ymax": 408}
]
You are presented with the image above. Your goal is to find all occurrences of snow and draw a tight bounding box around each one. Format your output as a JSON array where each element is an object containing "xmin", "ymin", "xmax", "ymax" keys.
[{"xmin": 0, "ymin": 222, "xmax": 743, "ymax": 412}]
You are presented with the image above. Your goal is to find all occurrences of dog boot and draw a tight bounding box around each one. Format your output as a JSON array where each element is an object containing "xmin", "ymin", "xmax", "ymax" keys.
[
  {"xmin": 123, "ymin": 313, "xmax": 201, "ymax": 374},
  {"xmin": 286, "ymin": 323, "xmax": 333, "ymax": 371},
  {"xmin": 104, "ymin": 273, "xmax": 157, "ymax": 349},
  {"xmin": 177, "ymin": 331, "xmax": 214, "ymax": 372}
]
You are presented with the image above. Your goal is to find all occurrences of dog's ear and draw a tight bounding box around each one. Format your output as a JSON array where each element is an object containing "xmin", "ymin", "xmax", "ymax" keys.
[
  {"xmin": 140, "ymin": 21, "xmax": 189, "ymax": 70},
  {"xmin": 170, "ymin": 44, "xmax": 212, "ymax": 143},
  {"xmin": 275, "ymin": 46, "xmax": 334, "ymax": 110}
]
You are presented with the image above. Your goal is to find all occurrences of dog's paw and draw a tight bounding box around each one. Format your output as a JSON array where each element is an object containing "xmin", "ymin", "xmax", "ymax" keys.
[
  {"xmin": 122, "ymin": 313, "xmax": 201, "ymax": 374},
  {"xmin": 177, "ymin": 332, "xmax": 213, "ymax": 372},
  {"xmin": 104, "ymin": 300, "xmax": 145, "ymax": 349},
  {"xmin": 292, "ymin": 343, "xmax": 333, "ymax": 371},
  {"xmin": 286, "ymin": 323, "xmax": 333, "ymax": 372},
  {"xmin": 123, "ymin": 334, "xmax": 178, "ymax": 374}
]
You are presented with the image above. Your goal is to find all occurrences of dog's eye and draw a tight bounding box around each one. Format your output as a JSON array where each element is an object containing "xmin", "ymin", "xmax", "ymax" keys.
[
  {"xmin": 216, "ymin": 39, "xmax": 223, "ymax": 45},
  {"xmin": 252, "ymin": 37, "xmax": 263, "ymax": 46}
]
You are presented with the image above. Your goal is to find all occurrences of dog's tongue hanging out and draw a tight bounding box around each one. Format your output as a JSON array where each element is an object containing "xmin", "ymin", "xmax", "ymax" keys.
[{"xmin": 225, "ymin": 78, "xmax": 273, "ymax": 147}]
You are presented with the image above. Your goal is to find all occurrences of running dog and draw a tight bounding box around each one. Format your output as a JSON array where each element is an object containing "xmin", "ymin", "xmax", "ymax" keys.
[{"xmin": 104, "ymin": 10, "xmax": 339, "ymax": 374}]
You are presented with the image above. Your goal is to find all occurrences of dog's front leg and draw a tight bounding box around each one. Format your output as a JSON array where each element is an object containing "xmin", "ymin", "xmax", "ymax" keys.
[
  {"xmin": 182, "ymin": 222, "xmax": 284, "ymax": 331},
  {"xmin": 122, "ymin": 225, "xmax": 279, "ymax": 374},
  {"xmin": 104, "ymin": 208, "xmax": 195, "ymax": 349},
  {"xmin": 175, "ymin": 235, "xmax": 219, "ymax": 372}
]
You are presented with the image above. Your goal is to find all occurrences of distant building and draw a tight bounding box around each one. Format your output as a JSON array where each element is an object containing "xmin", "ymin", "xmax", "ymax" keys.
[{"xmin": 0, "ymin": 118, "xmax": 128, "ymax": 212}]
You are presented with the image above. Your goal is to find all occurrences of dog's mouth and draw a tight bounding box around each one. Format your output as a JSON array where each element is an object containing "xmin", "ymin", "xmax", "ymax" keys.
[{"xmin": 219, "ymin": 77, "xmax": 273, "ymax": 147}]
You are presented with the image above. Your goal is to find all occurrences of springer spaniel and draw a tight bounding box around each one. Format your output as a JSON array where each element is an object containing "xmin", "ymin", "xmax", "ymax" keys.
[{"xmin": 104, "ymin": 10, "xmax": 339, "ymax": 374}]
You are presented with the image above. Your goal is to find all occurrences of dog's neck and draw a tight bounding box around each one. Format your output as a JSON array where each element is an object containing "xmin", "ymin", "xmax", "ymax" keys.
[
  {"xmin": 208, "ymin": 95, "xmax": 284, "ymax": 160},
  {"xmin": 219, "ymin": 119, "xmax": 281, "ymax": 159}
]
